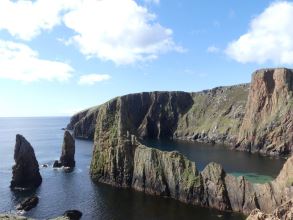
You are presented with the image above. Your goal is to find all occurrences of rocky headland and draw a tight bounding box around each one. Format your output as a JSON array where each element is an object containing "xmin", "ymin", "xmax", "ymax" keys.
[
  {"xmin": 67, "ymin": 68, "xmax": 293, "ymax": 216},
  {"xmin": 10, "ymin": 135, "xmax": 42, "ymax": 190},
  {"xmin": 68, "ymin": 68, "xmax": 293, "ymax": 157}
]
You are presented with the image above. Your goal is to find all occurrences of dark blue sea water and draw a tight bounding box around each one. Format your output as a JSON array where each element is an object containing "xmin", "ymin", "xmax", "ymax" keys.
[{"xmin": 0, "ymin": 117, "xmax": 285, "ymax": 219}]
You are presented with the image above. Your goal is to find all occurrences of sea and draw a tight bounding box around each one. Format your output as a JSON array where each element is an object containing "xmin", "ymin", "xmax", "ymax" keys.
[{"xmin": 0, "ymin": 117, "xmax": 285, "ymax": 220}]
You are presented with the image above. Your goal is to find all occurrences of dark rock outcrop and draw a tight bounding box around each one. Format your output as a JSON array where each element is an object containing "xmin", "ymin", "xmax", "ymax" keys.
[
  {"xmin": 10, "ymin": 135, "xmax": 42, "ymax": 190},
  {"xmin": 16, "ymin": 196, "xmax": 39, "ymax": 211},
  {"xmin": 54, "ymin": 131, "xmax": 75, "ymax": 168},
  {"xmin": 63, "ymin": 210, "xmax": 82, "ymax": 220}
]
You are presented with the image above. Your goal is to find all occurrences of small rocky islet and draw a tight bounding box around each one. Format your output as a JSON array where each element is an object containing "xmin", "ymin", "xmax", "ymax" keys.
[
  {"xmin": 4, "ymin": 132, "xmax": 81, "ymax": 220},
  {"xmin": 3, "ymin": 68, "xmax": 293, "ymax": 219}
]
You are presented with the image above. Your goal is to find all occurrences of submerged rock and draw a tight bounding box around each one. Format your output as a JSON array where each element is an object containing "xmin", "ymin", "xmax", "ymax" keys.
[
  {"xmin": 53, "ymin": 131, "xmax": 75, "ymax": 168},
  {"xmin": 63, "ymin": 210, "xmax": 82, "ymax": 220},
  {"xmin": 16, "ymin": 196, "xmax": 39, "ymax": 211},
  {"xmin": 10, "ymin": 135, "xmax": 42, "ymax": 190}
]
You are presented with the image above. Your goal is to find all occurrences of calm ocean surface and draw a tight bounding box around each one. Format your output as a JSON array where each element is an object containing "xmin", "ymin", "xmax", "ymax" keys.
[{"xmin": 0, "ymin": 117, "xmax": 285, "ymax": 219}]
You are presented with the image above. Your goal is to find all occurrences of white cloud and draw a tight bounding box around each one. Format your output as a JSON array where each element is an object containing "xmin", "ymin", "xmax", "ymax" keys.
[
  {"xmin": 63, "ymin": 0, "xmax": 182, "ymax": 65},
  {"xmin": 78, "ymin": 74, "xmax": 111, "ymax": 85},
  {"xmin": 0, "ymin": 0, "xmax": 77, "ymax": 40},
  {"xmin": 207, "ymin": 46, "xmax": 220, "ymax": 54},
  {"xmin": 226, "ymin": 1, "xmax": 293, "ymax": 65},
  {"xmin": 0, "ymin": 39, "xmax": 73, "ymax": 82}
]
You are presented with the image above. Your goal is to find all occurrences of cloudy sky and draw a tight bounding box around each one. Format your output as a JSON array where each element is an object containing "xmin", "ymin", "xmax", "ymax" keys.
[{"xmin": 0, "ymin": 0, "xmax": 292, "ymax": 116}]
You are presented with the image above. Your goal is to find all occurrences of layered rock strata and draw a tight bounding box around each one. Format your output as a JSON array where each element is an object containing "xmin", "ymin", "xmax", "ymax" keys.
[{"xmin": 10, "ymin": 135, "xmax": 42, "ymax": 190}]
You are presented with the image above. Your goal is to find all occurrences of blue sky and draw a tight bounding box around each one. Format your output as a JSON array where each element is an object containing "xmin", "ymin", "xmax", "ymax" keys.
[{"xmin": 0, "ymin": 0, "xmax": 292, "ymax": 116}]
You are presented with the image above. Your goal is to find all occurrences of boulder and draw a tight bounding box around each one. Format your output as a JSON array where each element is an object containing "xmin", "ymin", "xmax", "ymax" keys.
[
  {"xmin": 16, "ymin": 196, "xmax": 39, "ymax": 212},
  {"xmin": 63, "ymin": 210, "xmax": 82, "ymax": 220},
  {"xmin": 246, "ymin": 199, "xmax": 293, "ymax": 220},
  {"xmin": 53, "ymin": 131, "xmax": 75, "ymax": 168},
  {"xmin": 10, "ymin": 135, "xmax": 42, "ymax": 190}
]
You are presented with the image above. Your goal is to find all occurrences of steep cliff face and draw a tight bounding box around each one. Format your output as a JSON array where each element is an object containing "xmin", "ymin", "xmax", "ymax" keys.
[
  {"xmin": 69, "ymin": 85, "xmax": 249, "ymax": 144},
  {"xmin": 175, "ymin": 84, "xmax": 248, "ymax": 144},
  {"xmin": 237, "ymin": 68, "xmax": 293, "ymax": 156},
  {"xmin": 91, "ymin": 124, "xmax": 293, "ymax": 215},
  {"xmin": 67, "ymin": 106, "xmax": 99, "ymax": 140}
]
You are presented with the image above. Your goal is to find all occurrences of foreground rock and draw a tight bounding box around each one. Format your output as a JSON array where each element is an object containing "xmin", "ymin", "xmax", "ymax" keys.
[
  {"xmin": 92, "ymin": 129, "xmax": 293, "ymax": 215},
  {"xmin": 0, "ymin": 214, "xmax": 69, "ymax": 220},
  {"xmin": 53, "ymin": 131, "xmax": 75, "ymax": 168},
  {"xmin": 16, "ymin": 196, "xmax": 39, "ymax": 211},
  {"xmin": 247, "ymin": 199, "xmax": 293, "ymax": 220},
  {"xmin": 63, "ymin": 210, "xmax": 82, "ymax": 220},
  {"xmin": 10, "ymin": 135, "xmax": 42, "ymax": 190}
]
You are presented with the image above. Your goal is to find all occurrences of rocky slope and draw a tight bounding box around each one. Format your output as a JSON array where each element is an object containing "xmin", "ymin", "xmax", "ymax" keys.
[{"xmin": 246, "ymin": 199, "xmax": 293, "ymax": 220}]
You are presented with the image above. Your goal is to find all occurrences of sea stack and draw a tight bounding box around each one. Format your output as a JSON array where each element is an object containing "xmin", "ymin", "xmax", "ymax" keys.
[
  {"xmin": 10, "ymin": 134, "xmax": 42, "ymax": 190},
  {"xmin": 54, "ymin": 131, "xmax": 75, "ymax": 168}
]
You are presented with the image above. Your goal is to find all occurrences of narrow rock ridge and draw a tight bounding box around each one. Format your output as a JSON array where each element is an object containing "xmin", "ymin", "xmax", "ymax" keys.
[
  {"xmin": 69, "ymin": 68, "xmax": 293, "ymax": 156},
  {"xmin": 91, "ymin": 131, "xmax": 293, "ymax": 215},
  {"xmin": 10, "ymin": 134, "xmax": 42, "ymax": 190}
]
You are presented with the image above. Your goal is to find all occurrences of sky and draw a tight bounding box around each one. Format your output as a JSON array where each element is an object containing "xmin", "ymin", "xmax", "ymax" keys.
[{"xmin": 1, "ymin": 0, "xmax": 293, "ymax": 117}]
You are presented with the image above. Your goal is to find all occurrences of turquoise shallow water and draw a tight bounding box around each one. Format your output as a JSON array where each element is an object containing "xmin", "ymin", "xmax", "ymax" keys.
[{"xmin": 0, "ymin": 117, "xmax": 285, "ymax": 219}]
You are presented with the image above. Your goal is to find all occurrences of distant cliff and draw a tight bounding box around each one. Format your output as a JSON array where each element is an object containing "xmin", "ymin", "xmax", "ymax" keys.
[
  {"xmin": 68, "ymin": 86, "xmax": 249, "ymax": 145},
  {"xmin": 68, "ymin": 68, "xmax": 293, "ymax": 156}
]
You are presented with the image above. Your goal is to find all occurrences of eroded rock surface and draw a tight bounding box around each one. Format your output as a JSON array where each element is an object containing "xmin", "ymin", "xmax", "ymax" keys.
[
  {"xmin": 16, "ymin": 196, "xmax": 39, "ymax": 211},
  {"xmin": 10, "ymin": 135, "xmax": 42, "ymax": 190},
  {"xmin": 237, "ymin": 68, "xmax": 293, "ymax": 156},
  {"xmin": 247, "ymin": 199, "xmax": 293, "ymax": 220}
]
